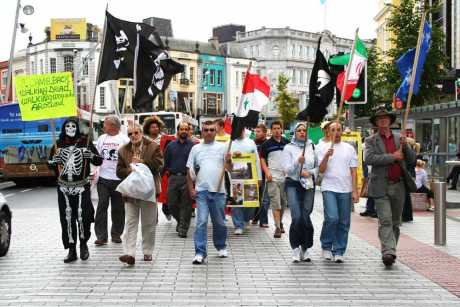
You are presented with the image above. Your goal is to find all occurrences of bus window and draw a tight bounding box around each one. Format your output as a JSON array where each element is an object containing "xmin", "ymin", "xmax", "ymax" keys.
[
  {"xmin": 2, "ymin": 128, "xmax": 22, "ymax": 134},
  {"xmin": 37, "ymin": 124, "xmax": 49, "ymax": 132}
]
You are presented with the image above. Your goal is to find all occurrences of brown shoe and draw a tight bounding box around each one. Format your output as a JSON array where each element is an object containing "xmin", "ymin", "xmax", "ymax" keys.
[
  {"xmin": 112, "ymin": 237, "xmax": 122, "ymax": 244},
  {"xmin": 119, "ymin": 255, "xmax": 135, "ymax": 265},
  {"xmin": 274, "ymin": 227, "xmax": 282, "ymax": 238},
  {"xmin": 94, "ymin": 239, "xmax": 108, "ymax": 246},
  {"xmin": 280, "ymin": 223, "xmax": 285, "ymax": 233},
  {"xmin": 144, "ymin": 255, "xmax": 152, "ymax": 261}
]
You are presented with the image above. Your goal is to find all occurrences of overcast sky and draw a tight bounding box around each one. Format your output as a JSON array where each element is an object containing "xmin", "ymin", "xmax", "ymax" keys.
[{"xmin": 0, "ymin": 0, "xmax": 379, "ymax": 61}]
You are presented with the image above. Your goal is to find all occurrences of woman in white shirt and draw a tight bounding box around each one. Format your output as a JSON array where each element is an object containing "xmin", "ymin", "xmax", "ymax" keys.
[{"xmin": 415, "ymin": 160, "xmax": 434, "ymax": 211}]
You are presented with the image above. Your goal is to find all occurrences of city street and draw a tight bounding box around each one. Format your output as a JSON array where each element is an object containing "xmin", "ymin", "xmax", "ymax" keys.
[{"xmin": 0, "ymin": 184, "xmax": 460, "ymax": 306}]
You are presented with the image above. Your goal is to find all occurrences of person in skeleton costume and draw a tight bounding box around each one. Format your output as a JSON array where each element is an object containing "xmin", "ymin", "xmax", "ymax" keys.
[{"xmin": 49, "ymin": 118, "xmax": 102, "ymax": 263}]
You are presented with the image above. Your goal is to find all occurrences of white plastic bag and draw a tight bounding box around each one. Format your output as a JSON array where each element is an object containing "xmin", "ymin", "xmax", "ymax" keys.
[{"xmin": 116, "ymin": 163, "xmax": 156, "ymax": 202}]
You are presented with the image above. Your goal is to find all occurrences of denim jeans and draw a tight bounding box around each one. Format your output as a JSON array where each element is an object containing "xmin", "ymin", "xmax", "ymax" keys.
[
  {"xmin": 232, "ymin": 207, "xmax": 254, "ymax": 230},
  {"xmin": 285, "ymin": 178, "xmax": 315, "ymax": 250},
  {"xmin": 194, "ymin": 191, "xmax": 227, "ymax": 257},
  {"xmin": 258, "ymin": 184, "xmax": 270, "ymax": 225},
  {"xmin": 320, "ymin": 191, "xmax": 352, "ymax": 256}
]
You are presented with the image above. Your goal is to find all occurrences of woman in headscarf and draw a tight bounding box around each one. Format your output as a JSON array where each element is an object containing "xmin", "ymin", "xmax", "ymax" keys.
[
  {"xmin": 282, "ymin": 123, "xmax": 318, "ymax": 262},
  {"xmin": 49, "ymin": 118, "xmax": 103, "ymax": 263}
]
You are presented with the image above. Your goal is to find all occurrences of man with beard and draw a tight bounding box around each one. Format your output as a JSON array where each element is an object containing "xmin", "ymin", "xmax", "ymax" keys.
[
  {"xmin": 49, "ymin": 118, "xmax": 103, "ymax": 263},
  {"xmin": 164, "ymin": 121, "xmax": 195, "ymax": 237}
]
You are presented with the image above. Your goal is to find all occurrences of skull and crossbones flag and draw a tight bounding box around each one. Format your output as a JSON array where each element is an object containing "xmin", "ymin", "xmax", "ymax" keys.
[
  {"xmin": 97, "ymin": 11, "xmax": 184, "ymax": 101},
  {"xmin": 296, "ymin": 37, "xmax": 334, "ymax": 123}
]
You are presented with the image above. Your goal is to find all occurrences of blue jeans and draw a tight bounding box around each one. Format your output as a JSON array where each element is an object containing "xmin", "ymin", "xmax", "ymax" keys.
[
  {"xmin": 258, "ymin": 184, "xmax": 270, "ymax": 225},
  {"xmin": 285, "ymin": 178, "xmax": 315, "ymax": 250},
  {"xmin": 232, "ymin": 207, "xmax": 254, "ymax": 229},
  {"xmin": 194, "ymin": 191, "xmax": 227, "ymax": 257},
  {"xmin": 320, "ymin": 191, "xmax": 352, "ymax": 256}
]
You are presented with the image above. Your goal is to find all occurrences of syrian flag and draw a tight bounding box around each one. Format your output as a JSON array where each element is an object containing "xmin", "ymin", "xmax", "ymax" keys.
[
  {"xmin": 333, "ymin": 36, "xmax": 368, "ymax": 101},
  {"xmin": 97, "ymin": 12, "xmax": 183, "ymax": 111},
  {"xmin": 231, "ymin": 72, "xmax": 270, "ymax": 140},
  {"xmin": 297, "ymin": 37, "xmax": 334, "ymax": 123}
]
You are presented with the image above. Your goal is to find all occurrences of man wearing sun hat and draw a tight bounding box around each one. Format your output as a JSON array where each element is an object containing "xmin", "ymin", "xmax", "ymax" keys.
[{"xmin": 365, "ymin": 106, "xmax": 416, "ymax": 268}]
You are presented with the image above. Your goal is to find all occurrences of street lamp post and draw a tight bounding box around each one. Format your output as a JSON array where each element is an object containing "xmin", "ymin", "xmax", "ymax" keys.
[{"xmin": 3, "ymin": 0, "xmax": 34, "ymax": 103}]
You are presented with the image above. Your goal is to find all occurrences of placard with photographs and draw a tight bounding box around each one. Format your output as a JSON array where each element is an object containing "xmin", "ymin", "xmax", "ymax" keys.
[
  {"xmin": 228, "ymin": 153, "xmax": 259, "ymax": 207},
  {"xmin": 341, "ymin": 131, "xmax": 363, "ymax": 190}
]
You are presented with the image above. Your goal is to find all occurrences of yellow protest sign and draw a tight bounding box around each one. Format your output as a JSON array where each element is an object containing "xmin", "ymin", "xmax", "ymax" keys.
[
  {"xmin": 341, "ymin": 131, "xmax": 363, "ymax": 190},
  {"xmin": 15, "ymin": 72, "xmax": 77, "ymax": 121},
  {"xmin": 228, "ymin": 153, "xmax": 260, "ymax": 208}
]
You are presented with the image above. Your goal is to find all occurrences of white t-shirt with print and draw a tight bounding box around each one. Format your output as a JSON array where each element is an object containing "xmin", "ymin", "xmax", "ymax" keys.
[
  {"xmin": 96, "ymin": 133, "xmax": 130, "ymax": 180},
  {"xmin": 317, "ymin": 141, "xmax": 358, "ymax": 193}
]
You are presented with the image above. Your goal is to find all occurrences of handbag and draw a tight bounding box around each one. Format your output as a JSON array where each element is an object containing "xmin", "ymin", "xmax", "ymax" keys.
[{"xmin": 360, "ymin": 178, "xmax": 369, "ymax": 198}]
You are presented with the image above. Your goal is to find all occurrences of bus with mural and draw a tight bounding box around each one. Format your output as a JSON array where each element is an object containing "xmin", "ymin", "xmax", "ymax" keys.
[{"xmin": 0, "ymin": 103, "xmax": 98, "ymax": 183}]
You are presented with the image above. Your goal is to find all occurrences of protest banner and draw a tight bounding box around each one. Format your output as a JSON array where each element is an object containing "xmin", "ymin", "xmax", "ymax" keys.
[
  {"xmin": 228, "ymin": 153, "xmax": 259, "ymax": 208},
  {"xmin": 14, "ymin": 72, "xmax": 77, "ymax": 121},
  {"xmin": 341, "ymin": 131, "xmax": 363, "ymax": 189}
]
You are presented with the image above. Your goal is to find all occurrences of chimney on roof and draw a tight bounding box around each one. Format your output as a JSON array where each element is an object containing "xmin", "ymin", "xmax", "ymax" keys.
[{"xmin": 208, "ymin": 36, "xmax": 219, "ymax": 50}]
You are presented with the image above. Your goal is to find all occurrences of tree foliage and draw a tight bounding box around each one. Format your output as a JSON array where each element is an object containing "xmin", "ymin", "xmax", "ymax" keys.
[
  {"xmin": 381, "ymin": 0, "xmax": 447, "ymax": 106},
  {"xmin": 274, "ymin": 74, "xmax": 299, "ymax": 127}
]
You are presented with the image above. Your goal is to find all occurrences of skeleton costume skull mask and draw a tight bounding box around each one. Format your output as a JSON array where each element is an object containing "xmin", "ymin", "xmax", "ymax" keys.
[{"xmin": 65, "ymin": 122, "xmax": 77, "ymax": 138}]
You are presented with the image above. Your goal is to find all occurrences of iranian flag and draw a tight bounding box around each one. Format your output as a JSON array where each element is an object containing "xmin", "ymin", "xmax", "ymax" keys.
[
  {"xmin": 231, "ymin": 72, "xmax": 270, "ymax": 140},
  {"xmin": 335, "ymin": 36, "xmax": 368, "ymax": 101}
]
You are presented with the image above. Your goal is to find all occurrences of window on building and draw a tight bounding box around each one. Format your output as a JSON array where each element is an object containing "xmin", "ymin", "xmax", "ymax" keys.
[
  {"xmin": 173, "ymin": 74, "xmax": 177, "ymax": 82},
  {"xmin": 299, "ymin": 70, "xmax": 304, "ymax": 85},
  {"xmin": 82, "ymin": 60, "xmax": 89, "ymax": 76},
  {"xmin": 291, "ymin": 45, "xmax": 295, "ymax": 57},
  {"xmin": 202, "ymin": 68, "xmax": 208, "ymax": 83},
  {"xmin": 64, "ymin": 55, "xmax": 74, "ymax": 72},
  {"xmin": 210, "ymin": 69, "xmax": 215, "ymax": 86},
  {"xmin": 1, "ymin": 71, "xmax": 7, "ymax": 89},
  {"xmin": 40, "ymin": 59, "xmax": 44, "ymax": 74},
  {"xmin": 190, "ymin": 67, "xmax": 194, "ymax": 82},
  {"xmin": 81, "ymin": 86, "xmax": 87, "ymax": 106},
  {"xmin": 217, "ymin": 70, "xmax": 222, "ymax": 86},
  {"xmin": 297, "ymin": 70, "xmax": 301, "ymax": 85},
  {"xmin": 298, "ymin": 46, "xmax": 302, "ymax": 57},
  {"xmin": 181, "ymin": 65, "xmax": 187, "ymax": 80},
  {"xmin": 241, "ymin": 72, "xmax": 246, "ymax": 86},
  {"xmin": 50, "ymin": 58, "xmax": 56, "ymax": 73},
  {"xmin": 100, "ymin": 87, "xmax": 105, "ymax": 108},
  {"xmin": 235, "ymin": 71, "xmax": 239, "ymax": 88},
  {"xmin": 31, "ymin": 61, "xmax": 36, "ymax": 74},
  {"xmin": 292, "ymin": 69, "xmax": 296, "ymax": 84}
]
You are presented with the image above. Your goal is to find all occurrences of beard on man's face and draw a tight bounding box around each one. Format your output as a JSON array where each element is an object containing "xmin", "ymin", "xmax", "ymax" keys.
[{"xmin": 179, "ymin": 132, "xmax": 188, "ymax": 139}]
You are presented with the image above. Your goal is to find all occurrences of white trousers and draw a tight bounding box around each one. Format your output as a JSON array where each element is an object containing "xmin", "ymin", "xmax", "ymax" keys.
[{"xmin": 122, "ymin": 199, "xmax": 158, "ymax": 257}]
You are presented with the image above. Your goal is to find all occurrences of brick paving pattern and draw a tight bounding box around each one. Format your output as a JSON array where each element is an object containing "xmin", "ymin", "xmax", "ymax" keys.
[{"xmin": 0, "ymin": 188, "xmax": 459, "ymax": 306}]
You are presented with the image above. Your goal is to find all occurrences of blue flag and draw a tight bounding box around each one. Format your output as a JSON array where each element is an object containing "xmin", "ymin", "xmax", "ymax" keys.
[{"xmin": 395, "ymin": 21, "xmax": 431, "ymax": 102}]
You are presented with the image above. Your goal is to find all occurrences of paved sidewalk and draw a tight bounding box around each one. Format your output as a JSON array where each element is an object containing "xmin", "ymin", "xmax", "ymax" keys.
[{"xmin": 0, "ymin": 190, "xmax": 459, "ymax": 306}]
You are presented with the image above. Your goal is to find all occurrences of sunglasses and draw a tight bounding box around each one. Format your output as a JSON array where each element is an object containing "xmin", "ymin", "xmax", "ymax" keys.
[
  {"xmin": 128, "ymin": 131, "xmax": 140, "ymax": 137},
  {"xmin": 297, "ymin": 129, "xmax": 307, "ymax": 132},
  {"xmin": 203, "ymin": 128, "xmax": 216, "ymax": 132}
]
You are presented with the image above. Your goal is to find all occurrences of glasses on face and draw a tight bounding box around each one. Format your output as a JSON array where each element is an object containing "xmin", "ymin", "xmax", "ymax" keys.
[
  {"xmin": 297, "ymin": 129, "xmax": 306, "ymax": 132},
  {"xmin": 128, "ymin": 131, "xmax": 140, "ymax": 137},
  {"xmin": 203, "ymin": 128, "xmax": 216, "ymax": 132}
]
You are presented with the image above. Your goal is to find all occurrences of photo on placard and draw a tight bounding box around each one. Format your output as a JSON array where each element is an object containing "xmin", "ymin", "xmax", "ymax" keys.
[
  {"xmin": 232, "ymin": 181, "xmax": 244, "ymax": 205},
  {"xmin": 230, "ymin": 162, "xmax": 253, "ymax": 180},
  {"xmin": 244, "ymin": 183, "xmax": 259, "ymax": 202}
]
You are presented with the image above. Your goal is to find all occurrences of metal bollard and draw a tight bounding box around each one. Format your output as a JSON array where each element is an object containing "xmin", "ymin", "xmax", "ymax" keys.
[{"xmin": 432, "ymin": 181, "xmax": 446, "ymax": 246}]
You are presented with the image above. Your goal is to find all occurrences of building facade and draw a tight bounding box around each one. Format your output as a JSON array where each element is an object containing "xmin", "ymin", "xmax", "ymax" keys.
[
  {"xmin": 224, "ymin": 55, "xmax": 251, "ymax": 115},
  {"xmin": 227, "ymin": 27, "xmax": 360, "ymax": 121},
  {"xmin": 0, "ymin": 61, "xmax": 11, "ymax": 103},
  {"xmin": 374, "ymin": 0, "xmax": 401, "ymax": 62}
]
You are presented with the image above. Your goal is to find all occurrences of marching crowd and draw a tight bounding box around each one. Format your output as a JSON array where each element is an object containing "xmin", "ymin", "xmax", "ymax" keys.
[{"xmin": 49, "ymin": 106, "xmax": 420, "ymax": 268}]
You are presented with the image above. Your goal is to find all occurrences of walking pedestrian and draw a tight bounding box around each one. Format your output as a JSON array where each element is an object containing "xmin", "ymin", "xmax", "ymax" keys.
[
  {"xmin": 186, "ymin": 121, "xmax": 232, "ymax": 264},
  {"xmin": 282, "ymin": 123, "xmax": 318, "ymax": 262},
  {"xmin": 230, "ymin": 130, "xmax": 262, "ymax": 235},
  {"xmin": 260, "ymin": 120, "xmax": 289, "ymax": 237},
  {"xmin": 252, "ymin": 123, "xmax": 270, "ymax": 227},
  {"xmin": 94, "ymin": 116, "xmax": 129, "ymax": 246},
  {"xmin": 318, "ymin": 122, "xmax": 359, "ymax": 263},
  {"xmin": 164, "ymin": 122, "xmax": 195, "ymax": 238},
  {"xmin": 446, "ymin": 152, "xmax": 460, "ymax": 190},
  {"xmin": 365, "ymin": 106, "xmax": 416, "ymax": 267},
  {"xmin": 117, "ymin": 124, "xmax": 163, "ymax": 265},
  {"xmin": 49, "ymin": 119, "xmax": 103, "ymax": 263}
]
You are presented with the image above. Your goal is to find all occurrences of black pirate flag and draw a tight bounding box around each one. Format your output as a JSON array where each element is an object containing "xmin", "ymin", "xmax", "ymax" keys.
[{"xmin": 97, "ymin": 11, "xmax": 183, "ymax": 111}]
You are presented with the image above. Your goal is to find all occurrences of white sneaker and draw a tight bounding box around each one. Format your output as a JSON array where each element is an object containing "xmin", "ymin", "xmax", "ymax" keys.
[
  {"xmin": 217, "ymin": 249, "xmax": 228, "ymax": 258},
  {"xmin": 300, "ymin": 247, "xmax": 311, "ymax": 262},
  {"xmin": 234, "ymin": 228, "xmax": 243, "ymax": 235},
  {"xmin": 334, "ymin": 255, "xmax": 344, "ymax": 263},
  {"xmin": 322, "ymin": 249, "xmax": 333, "ymax": 261},
  {"xmin": 292, "ymin": 247, "xmax": 301, "ymax": 263},
  {"xmin": 192, "ymin": 254, "xmax": 207, "ymax": 264}
]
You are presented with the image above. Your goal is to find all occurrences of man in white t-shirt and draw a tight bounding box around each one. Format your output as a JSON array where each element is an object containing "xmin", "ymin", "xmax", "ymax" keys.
[
  {"xmin": 186, "ymin": 121, "xmax": 232, "ymax": 265},
  {"xmin": 94, "ymin": 116, "xmax": 129, "ymax": 245},
  {"xmin": 317, "ymin": 122, "xmax": 359, "ymax": 263}
]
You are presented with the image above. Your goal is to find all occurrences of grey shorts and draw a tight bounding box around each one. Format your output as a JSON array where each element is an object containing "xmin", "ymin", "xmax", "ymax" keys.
[{"xmin": 267, "ymin": 181, "xmax": 287, "ymax": 210}]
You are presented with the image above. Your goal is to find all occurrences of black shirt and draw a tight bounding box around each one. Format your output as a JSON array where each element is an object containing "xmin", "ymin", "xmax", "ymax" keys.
[{"xmin": 164, "ymin": 139, "xmax": 195, "ymax": 175}]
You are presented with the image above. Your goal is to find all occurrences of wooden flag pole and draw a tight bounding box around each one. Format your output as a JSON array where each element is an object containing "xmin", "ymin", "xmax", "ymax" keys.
[
  {"xmin": 402, "ymin": 11, "xmax": 428, "ymax": 136},
  {"xmin": 216, "ymin": 61, "xmax": 252, "ymax": 191}
]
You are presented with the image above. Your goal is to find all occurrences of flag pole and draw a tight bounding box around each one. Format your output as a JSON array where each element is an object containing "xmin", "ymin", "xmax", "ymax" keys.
[
  {"xmin": 216, "ymin": 61, "xmax": 252, "ymax": 191},
  {"xmin": 87, "ymin": 3, "xmax": 109, "ymax": 146},
  {"xmin": 402, "ymin": 11, "xmax": 427, "ymax": 136}
]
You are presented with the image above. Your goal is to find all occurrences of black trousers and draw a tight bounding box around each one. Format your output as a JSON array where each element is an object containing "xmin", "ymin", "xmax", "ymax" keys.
[
  {"xmin": 447, "ymin": 166, "xmax": 460, "ymax": 187},
  {"xmin": 57, "ymin": 184, "xmax": 94, "ymax": 249},
  {"xmin": 168, "ymin": 175, "xmax": 193, "ymax": 234},
  {"xmin": 95, "ymin": 178, "xmax": 125, "ymax": 241}
]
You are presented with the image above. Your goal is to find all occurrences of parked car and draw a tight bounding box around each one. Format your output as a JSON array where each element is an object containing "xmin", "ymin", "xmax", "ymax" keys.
[{"xmin": 0, "ymin": 193, "xmax": 11, "ymax": 257}]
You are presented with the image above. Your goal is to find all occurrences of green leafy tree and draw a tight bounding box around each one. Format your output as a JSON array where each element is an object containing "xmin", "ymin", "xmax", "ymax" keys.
[
  {"xmin": 274, "ymin": 74, "xmax": 299, "ymax": 127},
  {"xmin": 381, "ymin": 0, "xmax": 447, "ymax": 106}
]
